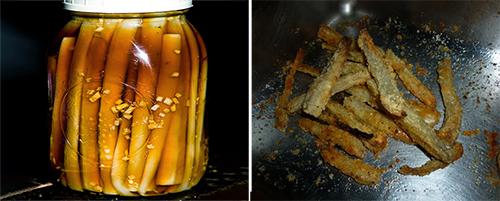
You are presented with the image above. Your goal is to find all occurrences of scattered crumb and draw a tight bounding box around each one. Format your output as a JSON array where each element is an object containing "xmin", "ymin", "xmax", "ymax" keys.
[
  {"xmin": 291, "ymin": 148, "xmax": 301, "ymax": 156},
  {"xmin": 267, "ymin": 150, "xmax": 278, "ymax": 161},
  {"xmin": 485, "ymin": 130, "xmax": 498, "ymax": 159},
  {"xmin": 258, "ymin": 165, "xmax": 266, "ymax": 172},
  {"xmin": 415, "ymin": 63, "xmax": 429, "ymax": 76},
  {"xmin": 463, "ymin": 129, "xmax": 481, "ymax": 136},
  {"xmin": 314, "ymin": 175, "xmax": 323, "ymax": 186},
  {"xmin": 422, "ymin": 23, "xmax": 431, "ymax": 33},
  {"xmin": 286, "ymin": 173, "xmax": 296, "ymax": 182}
]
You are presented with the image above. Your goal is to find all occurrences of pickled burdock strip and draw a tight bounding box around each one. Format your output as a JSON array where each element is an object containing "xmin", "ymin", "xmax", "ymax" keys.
[
  {"xmin": 358, "ymin": 29, "xmax": 405, "ymax": 117},
  {"xmin": 385, "ymin": 49, "xmax": 436, "ymax": 107},
  {"xmin": 275, "ymin": 48, "xmax": 304, "ymax": 131},
  {"xmin": 98, "ymin": 19, "xmax": 140, "ymax": 194},
  {"xmin": 109, "ymin": 25, "xmax": 142, "ymax": 197},
  {"xmin": 48, "ymin": 56, "xmax": 57, "ymax": 99},
  {"xmin": 318, "ymin": 143, "xmax": 386, "ymax": 185},
  {"xmin": 50, "ymin": 37, "xmax": 75, "ymax": 170},
  {"xmin": 64, "ymin": 20, "xmax": 97, "ymax": 191},
  {"xmin": 49, "ymin": 18, "xmax": 82, "ymax": 65},
  {"xmin": 54, "ymin": 18, "xmax": 83, "ymax": 43},
  {"xmin": 303, "ymin": 40, "xmax": 348, "ymax": 117},
  {"xmin": 79, "ymin": 19, "xmax": 118, "ymax": 193},
  {"xmin": 343, "ymin": 97, "xmax": 412, "ymax": 144},
  {"xmin": 436, "ymin": 58, "xmax": 462, "ymax": 143},
  {"xmin": 190, "ymin": 22, "xmax": 208, "ymax": 187},
  {"xmin": 298, "ymin": 118, "xmax": 366, "ymax": 158},
  {"xmin": 157, "ymin": 16, "xmax": 189, "ymax": 186},
  {"xmin": 190, "ymin": 129, "xmax": 208, "ymax": 186},
  {"xmin": 175, "ymin": 19, "xmax": 202, "ymax": 191},
  {"xmin": 127, "ymin": 17, "xmax": 167, "ymax": 192},
  {"xmin": 138, "ymin": 34, "xmax": 182, "ymax": 195}
]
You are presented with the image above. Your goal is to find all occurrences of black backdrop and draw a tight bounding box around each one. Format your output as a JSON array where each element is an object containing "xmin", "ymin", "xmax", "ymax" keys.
[{"xmin": 1, "ymin": 0, "xmax": 248, "ymax": 199}]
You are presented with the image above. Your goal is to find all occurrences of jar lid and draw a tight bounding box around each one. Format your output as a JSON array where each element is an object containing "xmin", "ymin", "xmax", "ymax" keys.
[{"xmin": 63, "ymin": 0, "xmax": 192, "ymax": 13}]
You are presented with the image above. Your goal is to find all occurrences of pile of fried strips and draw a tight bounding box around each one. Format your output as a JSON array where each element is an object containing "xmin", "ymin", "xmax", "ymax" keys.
[{"xmin": 275, "ymin": 25, "xmax": 463, "ymax": 185}]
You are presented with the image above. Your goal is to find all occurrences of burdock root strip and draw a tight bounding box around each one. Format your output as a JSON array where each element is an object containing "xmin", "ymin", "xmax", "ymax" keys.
[
  {"xmin": 110, "ymin": 34, "xmax": 140, "ymax": 196},
  {"xmin": 127, "ymin": 17, "xmax": 167, "ymax": 192},
  {"xmin": 98, "ymin": 19, "xmax": 140, "ymax": 194},
  {"xmin": 50, "ymin": 37, "xmax": 75, "ymax": 170},
  {"xmin": 189, "ymin": 22, "xmax": 208, "ymax": 187},
  {"xmin": 79, "ymin": 19, "xmax": 118, "ymax": 193},
  {"xmin": 138, "ymin": 33, "xmax": 182, "ymax": 195},
  {"xmin": 64, "ymin": 20, "xmax": 97, "ymax": 191}
]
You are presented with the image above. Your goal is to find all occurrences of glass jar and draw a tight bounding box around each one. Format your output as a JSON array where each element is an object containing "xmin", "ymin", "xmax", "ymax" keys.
[{"xmin": 48, "ymin": 0, "xmax": 208, "ymax": 196}]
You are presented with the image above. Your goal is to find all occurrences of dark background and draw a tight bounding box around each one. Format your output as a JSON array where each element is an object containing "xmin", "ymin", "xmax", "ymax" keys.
[{"xmin": 1, "ymin": 0, "xmax": 249, "ymax": 199}]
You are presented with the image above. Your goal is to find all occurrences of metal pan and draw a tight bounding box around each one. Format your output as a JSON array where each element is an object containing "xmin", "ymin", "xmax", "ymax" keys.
[{"xmin": 252, "ymin": 1, "xmax": 500, "ymax": 200}]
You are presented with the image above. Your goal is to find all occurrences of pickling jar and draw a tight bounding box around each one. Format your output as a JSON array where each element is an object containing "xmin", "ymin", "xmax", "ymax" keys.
[{"xmin": 47, "ymin": 0, "xmax": 208, "ymax": 196}]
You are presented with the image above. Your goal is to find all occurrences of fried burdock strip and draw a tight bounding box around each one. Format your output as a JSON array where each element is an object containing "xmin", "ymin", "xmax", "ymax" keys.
[
  {"xmin": 436, "ymin": 58, "xmax": 462, "ymax": 143},
  {"xmin": 287, "ymin": 94, "xmax": 305, "ymax": 114},
  {"xmin": 296, "ymin": 61, "xmax": 365, "ymax": 78},
  {"xmin": 407, "ymin": 100, "xmax": 440, "ymax": 127},
  {"xmin": 296, "ymin": 63, "xmax": 321, "ymax": 77},
  {"xmin": 303, "ymin": 40, "xmax": 348, "ymax": 117},
  {"xmin": 343, "ymin": 97, "xmax": 412, "ymax": 144},
  {"xmin": 189, "ymin": 22, "xmax": 208, "ymax": 187},
  {"xmin": 127, "ymin": 18, "xmax": 167, "ymax": 192},
  {"xmin": 395, "ymin": 103, "xmax": 455, "ymax": 163},
  {"xmin": 348, "ymin": 40, "xmax": 365, "ymax": 63},
  {"xmin": 366, "ymin": 79, "xmax": 379, "ymax": 97},
  {"xmin": 385, "ymin": 49, "xmax": 436, "ymax": 107},
  {"xmin": 50, "ymin": 37, "xmax": 75, "ymax": 170},
  {"xmin": 318, "ymin": 143, "xmax": 386, "ymax": 185},
  {"xmin": 98, "ymin": 19, "xmax": 140, "ymax": 194},
  {"xmin": 299, "ymin": 118, "xmax": 366, "ymax": 158},
  {"xmin": 64, "ymin": 20, "xmax": 97, "ymax": 191},
  {"xmin": 341, "ymin": 61, "xmax": 367, "ymax": 75},
  {"xmin": 399, "ymin": 143, "xmax": 463, "ymax": 176},
  {"xmin": 345, "ymin": 85, "xmax": 379, "ymax": 109},
  {"xmin": 275, "ymin": 48, "xmax": 304, "ymax": 131},
  {"xmin": 110, "ymin": 42, "xmax": 139, "ymax": 196},
  {"xmin": 156, "ymin": 17, "xmax": 189, "ymax": 186},
  {"xmin": 80, "ymin": 19, "xmax": 118, "ymax": 192},
  {"xmin": 325, "ymin": 101, "xmax": 388, "ymax": 155},
  {"xmin": 138, "ymin": 33, "xmax": 182, "ymax": 195},
  {"xmin": 288, "ymin": 63, "xmax": 370, "ymax": 114},
  {"xmin": 332, "ymin": 70, "xmax": 371, "ymax": 94},
  {"xmin": 317, "ymin": 24, "xmax": 343, "ymax": 49},
  {"xmin": 358, "ymin": 29, "xmax": 405, "ymax": 117}
]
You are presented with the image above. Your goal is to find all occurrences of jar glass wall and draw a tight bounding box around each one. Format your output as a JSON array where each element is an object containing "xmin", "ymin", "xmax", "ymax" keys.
[{"xmin": 47, "ymin": 11, "xmax": 208, "ymax": 196}]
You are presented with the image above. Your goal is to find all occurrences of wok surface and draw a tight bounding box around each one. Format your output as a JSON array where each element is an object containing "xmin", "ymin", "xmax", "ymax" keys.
[{"xmin": 252, "ymin": 1, "xmax": 500, "ymax": 200}]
